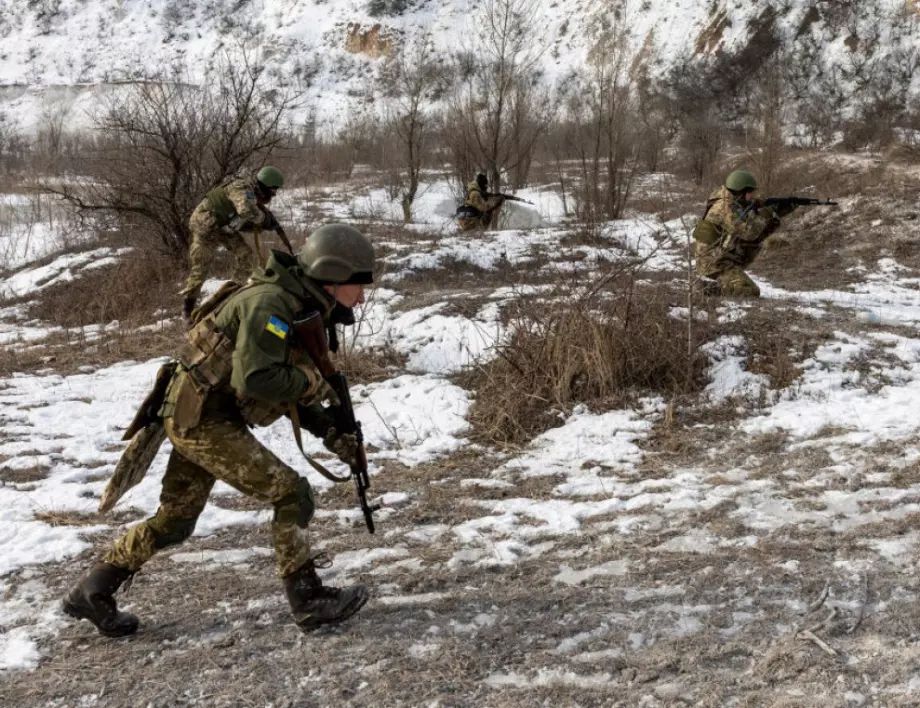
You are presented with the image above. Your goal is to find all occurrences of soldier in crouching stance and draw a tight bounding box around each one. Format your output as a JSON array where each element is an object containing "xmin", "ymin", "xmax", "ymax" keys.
[
  {"xmin": 456, "ymin": 173, "xmax": 505, "ymax": 232},
  {"xmin": 693, "ymin": 170, "xmax": 800, "ymax": 298},
  {"xmin": 181, "ymin": 166, "xmax": 289, "ymax": 320},
  {"xmin": 63, "ymin": 224, "xmax": 376, "ymax": 637}
]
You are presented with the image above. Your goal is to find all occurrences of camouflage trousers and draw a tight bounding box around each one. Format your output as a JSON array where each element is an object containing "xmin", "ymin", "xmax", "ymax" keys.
[
  {"xmin": 456, "ymin": 205, "xmax": 500, "ymax": 233},
  {"xmin": 104, "ymin": 416, "xmax": 315, "ymax": 578},
  {"xmin": 180, "ymin": 216, "xmax": 257, "ymax": 301},
  {"xmin": 698, "ymin": 266, "xmax": 761, "ymax": 298}
]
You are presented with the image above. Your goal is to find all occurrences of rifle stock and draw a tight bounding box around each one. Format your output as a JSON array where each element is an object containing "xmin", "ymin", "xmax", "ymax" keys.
[{"xmin": 293, "ymin": 312, "xmax": 378, "ymax": 534}]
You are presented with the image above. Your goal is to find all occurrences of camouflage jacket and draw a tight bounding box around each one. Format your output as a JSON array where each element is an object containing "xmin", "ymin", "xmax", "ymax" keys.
[
  {"xmin": 463, "ymin": 181, "xmax": 503, "ymax": 215},
  {"xmin": 162, "ymin": 251, "xmax": 336, "ymax": 429},
  {"xmin": 192, "ymin": 176, "xmax": 266, "ymax": 232},
  {"xmin": 693, "ymin": 186, "xmax": 796, "ymax": 276}
]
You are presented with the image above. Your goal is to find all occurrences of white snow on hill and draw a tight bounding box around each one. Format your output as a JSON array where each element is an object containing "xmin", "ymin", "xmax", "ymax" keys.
[{"xmin": 0, "ymin": 0, "xmax": 915, "ymax": 133}]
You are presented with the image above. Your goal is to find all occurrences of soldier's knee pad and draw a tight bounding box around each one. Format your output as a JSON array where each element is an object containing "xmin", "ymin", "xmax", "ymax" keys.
[
  {"xmin": 149, "ymin": 514, "xmax": 198, "ymax": 549},
  {"xmin": 273, "ymin": 477, "xmax": 315, "ymax": 529}
]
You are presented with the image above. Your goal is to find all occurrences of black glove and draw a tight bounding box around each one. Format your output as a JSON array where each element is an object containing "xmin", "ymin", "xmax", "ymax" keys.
[{"xmin": 260, "ymin": 208, "xmax": 279, "ymax": 232}]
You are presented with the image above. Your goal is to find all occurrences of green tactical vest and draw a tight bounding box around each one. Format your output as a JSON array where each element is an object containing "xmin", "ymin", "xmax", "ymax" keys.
[{"xmin": 205, "ymin": 185, "xmax": 238, "ymax": 227}]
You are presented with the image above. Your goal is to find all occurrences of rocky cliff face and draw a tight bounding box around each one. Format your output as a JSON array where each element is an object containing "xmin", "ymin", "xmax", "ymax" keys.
[{"xmin": 0, "ymin": 0, "xmax": 916, "ymax": 133}]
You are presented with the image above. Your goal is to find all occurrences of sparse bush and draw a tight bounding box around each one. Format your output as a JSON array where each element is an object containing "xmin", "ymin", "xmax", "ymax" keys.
[
  {"xmin": 379, "ymin": 34, "xmax": 449, "ymax": 221},
  {"xmin": 0, "ymin": 111, "xmax": 28, "ymax": 173},
  {"xmin": 444, "ymin": 0, "xmax": 549, "ymax": 191},
  {"xmin": 463, "ymin": 279, "xmax": 708, "ymax": 446},
  {"xmin": 45, "ymin": 46, "xmax": 297, "ymax": 257},
  {"xmin": 564, "ymin": 14, "xmax": 644, "ymax": 223}
]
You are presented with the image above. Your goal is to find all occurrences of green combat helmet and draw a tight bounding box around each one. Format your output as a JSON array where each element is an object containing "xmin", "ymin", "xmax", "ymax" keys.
[
  {"xmin": 257, "ymin": 165, "xmax": 284, "ymax": 189},
  {"xmin": 725, "ymin": 170, "xmax": 758, "ymax": 193},
  {"xmin": 298, "ymin": 224, "xmax": 375, "ymax": 284}
]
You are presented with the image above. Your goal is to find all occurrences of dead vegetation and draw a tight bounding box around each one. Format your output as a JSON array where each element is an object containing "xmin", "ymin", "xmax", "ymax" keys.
[
  {"xmin": 462, "ymin": 279, "xmax": 710, "ymax": 446},
  {"xmin": 336, "ymin": 340, "xmax": 407, "ymax": 385},
  {"xmin": 25, "ymin": 242, "xmax": 180, "ymax": 329}
]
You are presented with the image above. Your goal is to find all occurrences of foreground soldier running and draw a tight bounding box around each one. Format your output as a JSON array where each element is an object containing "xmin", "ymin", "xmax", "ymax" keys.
[{"xmin": 63, "ymin": 224, "xmax": 376, "ymax": 637}]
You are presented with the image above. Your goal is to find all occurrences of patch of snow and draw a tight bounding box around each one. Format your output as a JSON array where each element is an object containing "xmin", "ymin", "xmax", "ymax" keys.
[{"xmin": 554, "ymin": 561, "xmax": 629, "ymax": 586}]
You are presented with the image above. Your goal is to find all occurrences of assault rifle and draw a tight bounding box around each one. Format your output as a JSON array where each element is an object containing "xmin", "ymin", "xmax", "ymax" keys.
[
  {"xmin": 762, "ymin": 196, "xmax": 838, "ymax": 209},
  {"xmin": 741, "ymin": 196, "xmax": 838, "ymax": 219},
  {"xmin": 493, "ymin": 192, "xmax": 533, "ymax": 205},
  {"xmin": 294, "ymin": 312, "xmax": 379, "ymax": 534},
  {"xmin": 258, "ymin": 205, "xmax": 295, "ymax": 255}
]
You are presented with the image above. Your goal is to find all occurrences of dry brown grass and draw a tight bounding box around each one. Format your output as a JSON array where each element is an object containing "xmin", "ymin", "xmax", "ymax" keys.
[
  {"xmin": 33, "ymin": 509, "xmax": 102, "ymax": 527},
  {"xmin": 26, "ymin": 245, "xmax": 180, "ymax": 329},
  {"xmin": 0, "ymin": 319, "xmax": 185, "ymax": 378},
  {"xmin": 335, "ymin": 341, "xmax": 407, "ymax": 385},
  {"xmin": 0, "ymin": 240, "xmax": 188, "ymax": 376},
  {"xmin": 462, "ymin": 280, "xmax": 711, "ymax": 446}
]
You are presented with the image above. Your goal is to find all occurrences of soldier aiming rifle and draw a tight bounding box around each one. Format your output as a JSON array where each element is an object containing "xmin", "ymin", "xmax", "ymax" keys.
[
  {"xmin": 455, "ymin": 172, "xmax": 532, "ymax": 232},
  {"xmin": 693, "ymin": 170, "xmax": 838, "ymax": 298}
]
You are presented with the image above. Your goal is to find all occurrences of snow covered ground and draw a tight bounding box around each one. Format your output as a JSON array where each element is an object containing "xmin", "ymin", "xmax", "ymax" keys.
[{"xmin": 3, "ymin": 173, "xmax": 920, "ymax": 705}]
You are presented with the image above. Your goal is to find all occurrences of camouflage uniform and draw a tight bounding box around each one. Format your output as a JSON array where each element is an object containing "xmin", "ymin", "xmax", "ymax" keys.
[
  {"xmin": 181, "ymin": 176, "xmax": 267, "ymax": 303},
  {"xmin": 693, "ymin": 186, "xmax": 797, "ymax": 297},
  {"xmin": 107, "ymin": 250, "xmax": 337, "ymax": 578},
  {"xmin": 456, "ymin": 180, "xmax": 504, "ymax": 232}
]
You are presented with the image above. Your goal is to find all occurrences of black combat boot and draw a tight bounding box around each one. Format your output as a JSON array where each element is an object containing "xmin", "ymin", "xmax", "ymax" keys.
[
  {"xmin": 62, "ymin": 563, "xmax": 140, "ymax": 637},
  {"xmin": 283, "ymin": 555, "xmax": 369, "ymax": 632}
]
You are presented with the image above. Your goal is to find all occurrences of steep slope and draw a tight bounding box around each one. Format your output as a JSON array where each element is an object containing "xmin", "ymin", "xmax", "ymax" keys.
[{"xmin": 1, "ymin": 0, "xmax": 917, "ymax": 132}]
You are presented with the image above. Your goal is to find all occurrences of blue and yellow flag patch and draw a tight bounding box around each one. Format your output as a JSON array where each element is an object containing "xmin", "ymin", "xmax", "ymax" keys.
[{"xmin": 265, "ymin": 316, "xmax": 290, "ymax": 340}]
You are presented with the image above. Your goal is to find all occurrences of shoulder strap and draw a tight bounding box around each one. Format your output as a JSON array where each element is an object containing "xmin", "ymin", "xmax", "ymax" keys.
[
  {"xmin": 189, "ymin": 281, "xmax": 260, "ymax": 326},
  {"xmin": 288, "ymin": 404, "xmax": 350, "ymax": 483}
]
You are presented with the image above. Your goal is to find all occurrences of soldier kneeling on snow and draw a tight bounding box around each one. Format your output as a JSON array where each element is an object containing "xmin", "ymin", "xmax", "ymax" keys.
[
  {"xmin": 456, "ymin": 173, "xmax": 504, "ymax": 232},
  {"xmin": 63, "ymin": 224, "xmax": 376, "ymax": 636},
  {"xmin": 692, "ymin": 170, "xmax": 799, "ymax": 298}
]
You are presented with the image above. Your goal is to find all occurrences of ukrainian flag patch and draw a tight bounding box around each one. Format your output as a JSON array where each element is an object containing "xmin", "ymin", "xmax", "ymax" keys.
[{"xmin": 265, "ymin": 316, "xmax": 289, "ymax": 339}]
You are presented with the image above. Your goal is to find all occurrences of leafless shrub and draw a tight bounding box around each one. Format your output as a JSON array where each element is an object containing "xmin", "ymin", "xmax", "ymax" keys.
[
  {"xmin": 33, "ymin": 102, "xmax": 74, "ymax": 169},
  {"xmin": 742, "ymin": 51, "xmax": 789, "ymax": 193},
  {"xmin": 562, "ymin": 14, "xmax": 644, "ymax": 223},
  {"xmin": 378, "ymin": 34, "xmax": 449, "ymax": 222},
  {"xmin": 0, "ymin": 111, "xmax": 28, "ymax": 175},
  {"xmin": 444, "ymin": 0, "xmax": 549, "ymax": 191},
  {"xmin": 44, "ymin": 46, "xmax": 297, "ymax": 257},
  {"xmin": 280, "ymin": 113, "xmax": 359, "ymax": 185},
  {"xmin": 335, "ymin": 342, "xmax": 407, "ymax": 385},
  {"xmin": 463, "ymin": 277, "xmax": 709, "ymax": 446}
]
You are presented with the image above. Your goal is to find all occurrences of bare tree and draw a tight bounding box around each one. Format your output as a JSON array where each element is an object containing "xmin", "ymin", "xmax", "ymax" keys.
[
  {"xmin": 566, "ymin": 16, "xmax": 642, "ymax": 222},
  {"xmin": 45, "ymin": 47, "xmax": 297, "ymax": 256},
  {"xmin": 378, "ymin": 34, "xmax": 448, "ymax": 222},
  {"xmin": 744, "ymin": 52, "xmax": 788, "ymax": 192},
  {"xmin": 445, "ymin": 0, "xmax": 548, "ymax": 191}
]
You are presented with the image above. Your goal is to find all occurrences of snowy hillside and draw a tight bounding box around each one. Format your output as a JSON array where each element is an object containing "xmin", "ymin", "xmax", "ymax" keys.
[{"xmin": 1, "ymin": 0, "xmax": 917, "ymax": 133}]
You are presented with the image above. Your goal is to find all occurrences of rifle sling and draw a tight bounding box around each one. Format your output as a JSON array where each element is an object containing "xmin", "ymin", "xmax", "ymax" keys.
[
  {"xmin": 288, "ymin": 404, "xmax": 351, "ymax": 484},
  {"xmin": 277, "ymin": 228, "xmax": 295, "ymax": 255}
]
